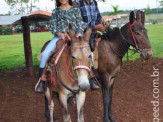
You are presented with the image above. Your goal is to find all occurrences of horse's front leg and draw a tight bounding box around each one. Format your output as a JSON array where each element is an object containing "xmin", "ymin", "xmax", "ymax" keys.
[
  {"xmin": 59, "ymin": 92, "xmax": 71, "ymax": 122},
  {"xmin": 101, "ymin": 75, "xmax": 116, "ymax": 122},
  {"xmin": 76, "ymin": 91, "xmax": 86, "ymax": 122},
  {"xmin": 45, "ymin": 87, "xmax": 55, "ymax": 122}
]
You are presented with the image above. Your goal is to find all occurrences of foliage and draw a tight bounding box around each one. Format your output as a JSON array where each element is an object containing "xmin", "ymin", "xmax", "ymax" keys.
[
  {"xmin": 152, "ymin": 20, "xmax": 158, "ymax": 24},
  {"xmin": 145, "ymin": 5, "xmax": 155, "ymax": 21},
  {"xmin": 0, "ymin": 27, "xmax": 12, "ymax": 35},
  {"xmin": 109, "ymin": 5, "xmax": 123, "ymax": 15},
  {"xmin": 4, "ymin": 0, "xmax": 39, "ymax": 15},
  {"xmin": 159, "ymin": 0, "xmax": 163, "ymax": 7}
]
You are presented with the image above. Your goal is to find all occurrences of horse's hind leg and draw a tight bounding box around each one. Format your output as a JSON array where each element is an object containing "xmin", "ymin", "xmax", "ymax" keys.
[
  {"xmin": 76, "ymin": 91, "xmax": 85, "ymax": 122},
  {"xmin": 59, "ymin": 93, "xmax": 71, "ymax": 122},
  {"xmin": 45, "ymin": 87, "xmax": 55, "ymax": 122}
]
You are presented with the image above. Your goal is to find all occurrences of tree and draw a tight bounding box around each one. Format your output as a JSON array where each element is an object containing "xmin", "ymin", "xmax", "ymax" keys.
[
  {"xmin": 145, "ymin": 5, "xmax": 154, "ymax": 22},
  {"xmin": 109, "ymin": 5, "xmax": 123, "ymax": 26},
  {"xmin": 5, "ymin": 0, "xmax": 39, "ymax": 15},
  {"xmin": 159, "ymin": 0, "xmax": 163, "ymax": 8}
]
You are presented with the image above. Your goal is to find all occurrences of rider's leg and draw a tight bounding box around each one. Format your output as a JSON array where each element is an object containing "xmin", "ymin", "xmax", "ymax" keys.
[
  {"xmin": 90, "ymin": 52, "xmax": 99, "ymax": 90},
  {"xmin": 35, "ymin": 36, "xmax": 61, "ymax": 93},
  {"xmin": 89, "ymin": 32, "xmax": 100, "ymax": 90}
]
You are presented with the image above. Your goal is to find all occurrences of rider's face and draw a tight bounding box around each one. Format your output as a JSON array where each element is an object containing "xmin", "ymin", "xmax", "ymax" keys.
[{"xmin": 59, "ymin": 0, "xmax": 69, "ymax": 5}]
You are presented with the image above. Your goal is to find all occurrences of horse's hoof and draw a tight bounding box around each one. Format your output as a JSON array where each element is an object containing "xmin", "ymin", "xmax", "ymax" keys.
[
  {"xmin": 46, "ymin": 120, "xmax": 58, "ymax": 122},
  {"xmin": 109, "ymin": 116, "xmax": 116, "ymax": 122}
]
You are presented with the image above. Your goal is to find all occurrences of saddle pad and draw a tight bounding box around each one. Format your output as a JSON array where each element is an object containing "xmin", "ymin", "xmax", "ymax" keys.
[{"xmin": 93, "ymin": 38, "xmax": 101, "ymax": 69}]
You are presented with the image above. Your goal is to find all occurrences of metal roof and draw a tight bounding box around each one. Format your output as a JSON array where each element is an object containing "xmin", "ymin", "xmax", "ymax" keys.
[
  {"xmin": 0, "ymin": 10, "xmax": 52, "ymax": 26},
  {"xmin": 0, "ymin": 15, "xmax": 23, "ymax": 25}
]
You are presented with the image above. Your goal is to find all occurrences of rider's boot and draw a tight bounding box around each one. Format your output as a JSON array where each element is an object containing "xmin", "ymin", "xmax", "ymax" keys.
[
  {"xmin": 35, "ymin": 68, "xmax": 46, "ymax": 93},
  {"xmin": 90, "ymin": 67, "xmax": 100, "ymax": 90}
]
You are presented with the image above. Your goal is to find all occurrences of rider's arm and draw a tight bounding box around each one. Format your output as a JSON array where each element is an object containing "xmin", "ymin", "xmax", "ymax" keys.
[{"xmin": 49, "ymin": 9, "xmax": 59, "ymax": 36}]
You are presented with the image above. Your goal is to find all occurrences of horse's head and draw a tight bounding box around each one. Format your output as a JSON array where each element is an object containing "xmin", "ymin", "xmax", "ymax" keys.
[
  {"xmin": 68, "ymin": 26, "xmax": 92, "ymax": 91},
  {"xmin": 126, "ymin": 10, "xmax": 152, "ymax": 60}
]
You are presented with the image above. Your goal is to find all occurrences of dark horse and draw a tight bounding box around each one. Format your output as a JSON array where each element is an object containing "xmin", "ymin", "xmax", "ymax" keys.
[
  {"xmin": 44, "ymin": 10, "xmax": 152, "ymax": 122},
  {"xmin": 97, "ymin": 10, "xmax": 152, "ymax": 122}
]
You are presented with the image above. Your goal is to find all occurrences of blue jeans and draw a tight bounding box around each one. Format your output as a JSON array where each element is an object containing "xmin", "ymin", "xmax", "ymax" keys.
[{"xmin": 40, "ymin": 36, "xmax": 61, "ymax": 68}]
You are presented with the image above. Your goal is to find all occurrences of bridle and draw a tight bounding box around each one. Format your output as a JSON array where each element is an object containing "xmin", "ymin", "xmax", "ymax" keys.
[
  {"xmin": 129, "ymin": 20, "xmax": 139, "ymax": 49},
  {"xmin": 103, "ymin": 21, "xmax": 141, "ymax": 57},
  {"xmin": 55, "ymin": 43, "xmax": 91, "ymax": 95},
  {"xmin": 65, "ymin": 44, "xmax": 91, "ymax": 82}
]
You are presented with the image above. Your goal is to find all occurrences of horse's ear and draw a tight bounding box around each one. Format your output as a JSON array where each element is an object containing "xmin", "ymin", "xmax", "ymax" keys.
[
  {"xmin": 68, "ymin": 24, "xmax": 76, "ymax": 41},
  {"xmin": 141, "ymin": 11, "xmax": 145, "ymax": 26},
  {"xmin": 129, "ymin": 11, "xmax": 135, "ymax": 24},
  {"xmin": 83, "ymin": 27, "xmax": 92, "ymax": 42},
  {"xmin": 136, "ymin": 10, "xmax": 141, "ymax": 23}
]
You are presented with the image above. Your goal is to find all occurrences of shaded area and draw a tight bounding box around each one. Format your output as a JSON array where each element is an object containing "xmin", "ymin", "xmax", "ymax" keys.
[{"xmin": 0, "ymin": 58, "xmax": 162, "ymax": 122}]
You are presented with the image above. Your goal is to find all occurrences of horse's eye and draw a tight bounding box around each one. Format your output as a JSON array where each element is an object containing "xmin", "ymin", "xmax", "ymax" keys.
[
  {"xmin": 71, "ymin": 56, "xmax": 76, "ymax": 59},
  {"xmin": 135, "ymin": 32, "xmax": 140, "ymax": 35},
  {"xmin": 88, "ymin": 55, "xmax": 91, "ymax": 58}
]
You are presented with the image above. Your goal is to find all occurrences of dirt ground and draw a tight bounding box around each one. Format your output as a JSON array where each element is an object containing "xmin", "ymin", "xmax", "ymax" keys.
[{"xmin": 0, "ymin": 58, "xmax": 162, "ymax": 122}]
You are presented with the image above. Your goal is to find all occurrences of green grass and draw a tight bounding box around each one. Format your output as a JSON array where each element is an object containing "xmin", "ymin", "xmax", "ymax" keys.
[{"xmin": 0, "ymin": 24, "xmax": 163, "ymax": 70}]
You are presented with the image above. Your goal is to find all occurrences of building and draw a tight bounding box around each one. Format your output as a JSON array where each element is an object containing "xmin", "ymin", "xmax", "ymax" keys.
[{"xmin": 102, "ymin": 14, "xmax": 129, "ymax": 27}]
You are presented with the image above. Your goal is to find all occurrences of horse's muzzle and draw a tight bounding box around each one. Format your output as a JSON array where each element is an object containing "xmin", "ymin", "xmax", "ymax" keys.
[
  {"xmin": 140, "ymin": 48, "xmax": 153, "ymax": 60},
  {"xmin": 79, "ymin": 83, "xmax": 90, "ymax": 92},
  {"xmin": 78, "ymin": 75, "xmax": 90, "ymax": 92}
]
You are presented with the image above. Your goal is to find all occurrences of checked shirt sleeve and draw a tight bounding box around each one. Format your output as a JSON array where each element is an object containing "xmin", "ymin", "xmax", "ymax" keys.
[
  {"xmin": 94, "ymin": 0, "xmax": 103, "ymax": 25},
  {"xmin": 49, "ymin": 9, "xmax": 59, "ymax": 35}
]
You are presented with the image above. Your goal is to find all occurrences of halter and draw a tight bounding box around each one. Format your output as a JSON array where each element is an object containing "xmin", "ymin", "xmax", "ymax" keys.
[
  {"xmin": 65, "ymin": 44, "xmax": 91, "ymax": 82},
  {"xmin": 129, "ymin": 20, "xmax": 139, "ymax": 49},
  {"xmin": 55, "ymin": 43, "xmax": 91, "ymax": 95}
]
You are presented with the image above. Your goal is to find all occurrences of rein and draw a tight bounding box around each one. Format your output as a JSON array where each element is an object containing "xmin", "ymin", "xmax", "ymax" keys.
[{"xmin": 129, "ymin": 20, "xmax": 139, "ymax": 49}]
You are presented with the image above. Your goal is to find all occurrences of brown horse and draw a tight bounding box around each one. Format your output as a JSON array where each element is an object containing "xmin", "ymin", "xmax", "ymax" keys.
[
  {"xmin": 44, "ymin": 26, "xmax": 92, "ymax": 122},
  {"xmin": 97, "ymin": 10, "xmax": 152, "ymax": 122}
]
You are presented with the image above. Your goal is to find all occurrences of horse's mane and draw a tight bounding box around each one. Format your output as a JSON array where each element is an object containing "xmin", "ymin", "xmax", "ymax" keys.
[{"xmin": 101, "ymin": 27, "xmax": 120, "ymax": 41}]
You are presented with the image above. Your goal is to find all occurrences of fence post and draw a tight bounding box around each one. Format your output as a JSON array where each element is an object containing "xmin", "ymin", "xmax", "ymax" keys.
[{"xmin": 21, "ymin": 16, "xmax": 34, "ymax": 77}]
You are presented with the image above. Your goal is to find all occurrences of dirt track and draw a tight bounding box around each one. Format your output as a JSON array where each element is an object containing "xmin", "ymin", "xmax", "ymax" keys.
[{"xmin": 0, "ymin": 58, "xmax": 162, "ymax": 122}]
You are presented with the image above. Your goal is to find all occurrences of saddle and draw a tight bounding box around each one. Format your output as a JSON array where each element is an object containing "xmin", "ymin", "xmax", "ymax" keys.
[{"xmin": 38, "ymin": 39, "xmax": 68, "ymax": 87}]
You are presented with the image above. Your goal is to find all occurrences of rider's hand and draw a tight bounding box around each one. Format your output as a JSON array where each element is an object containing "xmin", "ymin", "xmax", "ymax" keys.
[
  {"xmin": 100, "ymin": 21, "xmax": 106, "ymax": 26},
  {"xmin": 94, "ymin": 24, "xmax": 106, "ymax": 32},
  {"xmin": 101, "ymin": 21, "xmax": 110, "ymax": 27},
  {"xmin": 76, "ymin": 33, "xmax": 82, "ymax": 38},
  {"xmin": 65, "ymin": 33, "xmax": 71, "ymax": 40},
  {"xmin": 57, "ymin": 32, "xmax": 67, "ymax": 40}
]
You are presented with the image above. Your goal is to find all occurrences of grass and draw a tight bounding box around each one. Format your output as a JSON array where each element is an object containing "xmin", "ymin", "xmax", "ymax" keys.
[
  {"xmin": 0, "ymin": 24, "xmax": 163, "ymax": 70},
  {"xmin": 0, "ymin": 32, "xmax": 53, "ymax": 70}
]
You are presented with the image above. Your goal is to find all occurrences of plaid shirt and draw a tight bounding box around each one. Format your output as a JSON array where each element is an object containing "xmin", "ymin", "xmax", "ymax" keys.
[{"xmin": 75, "ymin": 0, "xmax": 103, "ymax": 30}]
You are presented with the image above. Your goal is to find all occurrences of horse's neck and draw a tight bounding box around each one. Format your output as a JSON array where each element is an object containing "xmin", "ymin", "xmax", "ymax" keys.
[
  {"xmin": 109, "ymin": 27, "xmax": 129, "ymax": 58},
  {"xmin": 118, "ymin": 25, "xmax": 130, "ymax": 57}
]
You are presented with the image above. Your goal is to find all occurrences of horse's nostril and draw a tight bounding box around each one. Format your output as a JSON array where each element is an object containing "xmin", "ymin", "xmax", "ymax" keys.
[{"xmin": 79, "ymin": 84, "xmax": 90, "ymax": 91}]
